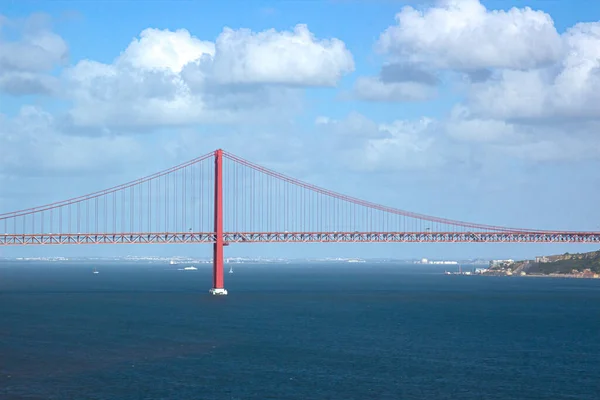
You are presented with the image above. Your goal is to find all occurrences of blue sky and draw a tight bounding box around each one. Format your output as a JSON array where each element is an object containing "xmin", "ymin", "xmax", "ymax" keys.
[{"xmin": 1, "ymin": 0, "xmax": 600, "ymax": 260}]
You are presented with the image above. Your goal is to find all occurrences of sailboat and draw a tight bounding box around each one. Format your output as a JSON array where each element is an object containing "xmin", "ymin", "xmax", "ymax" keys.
[
  {"xmin": 93, "ymin": 267, "xmax": 99, "ymax": 274},
  {"xmin": 229, "ymin": 265, "xmax": 234, "ymax": 274}
]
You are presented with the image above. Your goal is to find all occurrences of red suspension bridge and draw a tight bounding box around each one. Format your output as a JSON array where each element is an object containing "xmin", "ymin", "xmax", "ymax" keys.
[{"xmin": 1, "ymin": 149, "xmax": 599, "ymax": 295}]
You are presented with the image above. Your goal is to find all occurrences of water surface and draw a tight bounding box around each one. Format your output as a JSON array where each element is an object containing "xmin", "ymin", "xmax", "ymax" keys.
[{"xmin": 1, "ymin": 262, "xmax": 598, "ymax": 399}]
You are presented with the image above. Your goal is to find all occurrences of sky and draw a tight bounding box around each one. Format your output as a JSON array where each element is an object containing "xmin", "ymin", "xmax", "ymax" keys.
[{"xmin": 1, "ymin": 0, "xmax": 600, "ymax": 260}]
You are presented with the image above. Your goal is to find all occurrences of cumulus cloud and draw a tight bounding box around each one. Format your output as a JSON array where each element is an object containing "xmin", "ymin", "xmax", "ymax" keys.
[
  {"xmin": 352, "ymin": 0, "xmax": 564, "ymax": 102},
  {"xmin": 468, "ymin": 22, "xmax": 600, "ymax": 120},
  {"xmin": 316, "ymin": 113, "xmax": 448, "ymax": 171},
  {"xmin": 356, "ymin": 0, "xmax": 600, "ymax": 163},
  {"xmin": 377, "ymin": 0, "xmax": 562, "ymax": 71},
  {"xmin": 5, "ymin": 3, "xmax": 598, "ymax": 183},
  {"xmin": 352, "ymin": 0, "xmax": 571, "ymax": 104},
  {"xmin": 367, "ymin": 0, "xmax": 600, "ymax": 124},
  {"xmin": 315, "ymin": 110, "xmax": 600, "ymax": 174},
  {"xmin": 63, "ymin": 24, "xmax": 352, "ymax": 129},
  {"xmin": 358, "ymin": 118, "xmax": 444, "ymax": 171},
  {"xmin": 0, "ymin": 71, "xmax": 59, "ymax": 96},
  {"xmin": 445, "ymin": 105, "xmax": 519, "ymax": 143},
  {"xmin": 0, "ymin": 13, "xmax": 68, "ymax": 95},
  {"xmin": 0, "ymin": 106, "xmax": 146, "ymax": 176},
  {"xmin": 210, "ymin": 24, "xmax": 354, "ymax": 86},
  {"xmin": 117, "ymin": 28, "xmax": 215, "ymax": 73}
]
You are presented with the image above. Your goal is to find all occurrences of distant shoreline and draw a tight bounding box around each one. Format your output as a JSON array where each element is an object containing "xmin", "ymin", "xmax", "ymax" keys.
[
  {"xmin": 475, "ymin": 272, "xmax": 600, "ymax": 279},
  {"xmin": 481, "ymin": 250, "xmax": 600, "ymax": 280},
  {"xmin": 514, "ymin": 273, "xmax": 598, "ymax": 280}
]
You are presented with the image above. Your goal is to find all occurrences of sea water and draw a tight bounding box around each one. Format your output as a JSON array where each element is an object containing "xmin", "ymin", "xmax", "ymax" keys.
[{"xmin": 1, "ymin": 262, "xmax": 598, "ymax": 399}]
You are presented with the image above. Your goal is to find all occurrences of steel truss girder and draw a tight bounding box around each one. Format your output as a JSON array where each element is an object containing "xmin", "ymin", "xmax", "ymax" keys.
[
  {"xmin": 1, "ymin": 231, "xmax": 600, "ymax": 246},
  {"xmin": 0, "ymin": 233, "xmax": 215, "ymax": 246},
  {"xmin": 224, "ymin": 232, "xmax": 600, "ymax": 243}
]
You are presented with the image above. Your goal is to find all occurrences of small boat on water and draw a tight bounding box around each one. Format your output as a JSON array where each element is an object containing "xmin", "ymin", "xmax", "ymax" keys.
[
  {"xmin": 93, "ymin": 267, "xmax": 99, "ymax": 274},
  {"xmin": 183, "ymin": 266, "xmax": 197, "ymax": 270},
  {"xmin": 229, "ymin": 266, "xmax": 234, "ymax": 274}
]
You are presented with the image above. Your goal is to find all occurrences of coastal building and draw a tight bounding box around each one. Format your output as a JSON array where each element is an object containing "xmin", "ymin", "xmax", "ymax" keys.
[
  {"xmin": 489, "ymin": 259, "xmax": 514, "ymax": 268},
  {"xmin": 418, "ymin": 258, "xmax": 458, "ymax": 265}
]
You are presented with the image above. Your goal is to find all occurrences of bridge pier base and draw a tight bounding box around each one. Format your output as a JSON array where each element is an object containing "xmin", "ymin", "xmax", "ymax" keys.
[{"xmin": 209, "ymin": 288, "xmax": 228, "ymax": 295}]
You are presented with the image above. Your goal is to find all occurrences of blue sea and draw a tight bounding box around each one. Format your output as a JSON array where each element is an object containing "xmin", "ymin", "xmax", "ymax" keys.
[{"xmin": 0, "ymin": 261, "xmax": 599, "ymax": 400}]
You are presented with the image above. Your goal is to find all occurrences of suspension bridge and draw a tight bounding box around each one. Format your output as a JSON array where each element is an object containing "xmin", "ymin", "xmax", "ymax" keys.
[{"xmin": 1, "ymin": 149, "xmax": 599, "ymax": 295}]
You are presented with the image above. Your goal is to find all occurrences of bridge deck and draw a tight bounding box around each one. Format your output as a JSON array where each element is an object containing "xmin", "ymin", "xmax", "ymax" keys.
[{"xmin": 1, "ymin": 231, "xmax": 600, "ymax": 245}]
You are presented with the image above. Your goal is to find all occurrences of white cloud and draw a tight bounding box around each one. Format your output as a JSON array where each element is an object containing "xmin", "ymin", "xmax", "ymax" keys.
[
  {"xmin": 445, "ymin": 105, "xmax": 518, "ymax": 143},
  {"xmin": 468, "ymin": 22, "xmax": 600, "ymax": 120},
  {"xmin": 0, "ymin": 20, "xmax": 68, "ymax": 71},
  {"xmin": 0, "ymin": 106, "xmax": 146, "ymax": 176},
  {"xmin": 316, "ymin": 113, "xmax": 446, "ymax": 171},
  {"xmin": 359, "ymin": 118, "xmax": 443, "ymax": 171},
  {"xmin": 63, "ymin": 60, "xmax": 214, "ymax": 128},
  {"xmin": 316, "ymin": 112, "xmax": 381, "ymax": 138},
  {"xmin": 377, "ymin": 0, "xmax": 562, "ymax": 71},
  {"xmin": 63, "ymin": 24, "xmax": 352, "ymax": 129},
  {"xmin": 64, "ymin": 61, "xmax": 301, "ymax": 128},
  {"xmin": 358, "ymin": 0, "xmax": 600, "ymax": 162},
  {"xmin": 0, "ymin": 14, "xmax": 68, "ymax": 95},
  {"xmin": 4, "ymin": 5, "xmax": 599, "ymax": 184},
  {"xmin": 352, "ymin": 0, "xmax": 563, "ymax": 103},
  {"xmin": 315, "ymin": 109, "xmax": 600, "ymax": 173},
  {"xmin": 0, "ymin": 71, "xmax": 59, "ymax": 95},
  {"xmin": 0, "ymin": 15, "xmax": 355, "ymax": 189},
  {"xmin": 368, "ymin": 1, "xmax": 600, "ymax": 123},
  {"xmin": 211, "ymin": 24, "xmax": 354, "ymax": 86},
  {"xmin": 116, "ymin": 28, "xmax": 215, "ymax": 73}
]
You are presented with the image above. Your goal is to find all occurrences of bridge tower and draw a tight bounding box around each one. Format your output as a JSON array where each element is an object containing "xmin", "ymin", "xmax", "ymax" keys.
[{"xmin": 209, "ymin": 149, "xmax": 228, "ymax": 295}]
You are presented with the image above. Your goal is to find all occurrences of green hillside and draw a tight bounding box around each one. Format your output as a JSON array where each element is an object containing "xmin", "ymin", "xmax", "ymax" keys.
[{"xmin": 527, "ymin": 250, "xmax": 600, "ymax": 274}]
